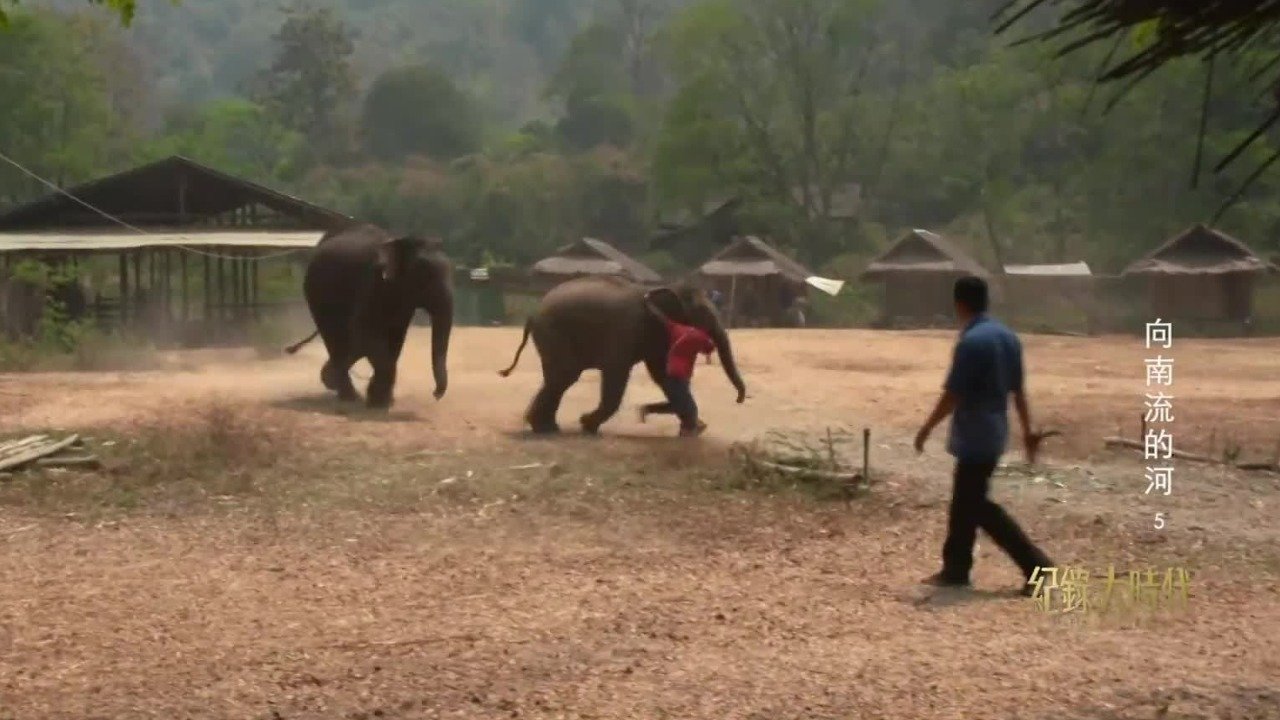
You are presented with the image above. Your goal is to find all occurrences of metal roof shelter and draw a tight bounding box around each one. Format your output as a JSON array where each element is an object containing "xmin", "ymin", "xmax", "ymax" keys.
[
  {"xmin": 0, "ymin": 155, "xmax": 352, "ymax": 236},
  {"xmin": 1003, "ymin": 261, "xmax": 1092, "ymax": 276},
  {"xmin": 0, "ymin": 156, "xmax": 356, "ymax": 345},
  {"xmin": 999, "ymin": 261, "xmax": 1097, "ymax": 334}
]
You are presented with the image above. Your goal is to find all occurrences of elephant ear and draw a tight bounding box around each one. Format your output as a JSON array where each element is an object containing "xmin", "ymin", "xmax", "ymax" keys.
[
  {"xmin": 647, "ymin": 286, "xmax": 692, "ymax": 323},
  {"xmin": 374, "ymin": 236, "xmax": 424, "ymax": 281}
]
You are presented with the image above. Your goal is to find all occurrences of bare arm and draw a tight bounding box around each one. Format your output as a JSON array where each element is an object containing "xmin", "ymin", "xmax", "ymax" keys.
[
  {"xmin": 1012, "ymin": 338, "xmax": 1037, "ymax": 463},
  {"xmin": 1013, "ymin": 391, "xmax": 1031, "ymax": 438},
  {"xmin": 914, "ymin": 390, "xmax": 958, "ymax": 452},
  {"xmin": 1014, "ymin": 390, "xmax": 1038, "ymax": 463}
]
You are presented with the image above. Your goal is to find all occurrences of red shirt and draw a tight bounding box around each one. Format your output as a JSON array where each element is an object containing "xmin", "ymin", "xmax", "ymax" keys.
[{"xmin": 663, "ymin": 318, "xmax": 715, "ymax": 380}]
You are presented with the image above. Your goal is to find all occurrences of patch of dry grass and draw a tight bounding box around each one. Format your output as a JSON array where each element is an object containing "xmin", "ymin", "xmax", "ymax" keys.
[
  {"xmin": 0, "ymin": 330, "xmax": 167, "ymax": 373},
  {"xmin": 0, "ymin": 401, "xmax": 312, "ymax": 515}
]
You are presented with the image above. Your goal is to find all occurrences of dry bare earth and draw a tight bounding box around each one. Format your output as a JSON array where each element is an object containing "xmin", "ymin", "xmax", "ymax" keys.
[{"xmin": 1, "ymin": 328, "xmax": 1278, "ymax": 719}]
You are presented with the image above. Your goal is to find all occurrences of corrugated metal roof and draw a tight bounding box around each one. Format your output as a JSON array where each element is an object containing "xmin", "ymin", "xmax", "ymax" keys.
[
  {"xmin": 1003, "ymin": 261, "xmax": 1093, "ymax": 276},
  {"xmin": 0, "ymin": 231, "xmax": 326, "ymax": 251}
]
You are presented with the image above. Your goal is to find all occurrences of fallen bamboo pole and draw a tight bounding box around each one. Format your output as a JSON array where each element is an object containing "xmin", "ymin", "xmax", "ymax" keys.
[
  {"xmin": 752, "ymin": 459, "xmax": 863, "ymax": 484},
  {"xmin": 0, "ymin": 435, "xmax": 49, "ymax": 458},
  {"xmin": 0, "ymin": 435, "xmax": 81, "ymax": 473},
  {"xmin": 35, "ymin": 455, "xmax": 101, "ymax": 470},
  {"xmin": 1104, "ymin": 436, "xmax": 1277, "ymax": 472},
  {"xmin": 1103, "ymin": 436, "xmax": 1217, "ymax": 464}
]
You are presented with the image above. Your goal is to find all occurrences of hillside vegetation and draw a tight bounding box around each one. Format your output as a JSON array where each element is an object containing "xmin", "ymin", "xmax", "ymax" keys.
[{"xmin": 4, "ymin": 0, "xmax": 1278, "ymax": 278}]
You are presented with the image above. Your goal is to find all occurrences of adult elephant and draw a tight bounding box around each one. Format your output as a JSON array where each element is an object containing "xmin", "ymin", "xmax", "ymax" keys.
[
  {"xmin": 497, "ymin": 275, "xmax": 746, "ymax": 434},
  {"xmin": 284, "ymin": 224, "xmax": 453, "ymax": 408}
]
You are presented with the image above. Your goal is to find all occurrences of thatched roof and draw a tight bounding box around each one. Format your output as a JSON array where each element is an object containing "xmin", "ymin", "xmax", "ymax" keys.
[
  {"xmin": 696, "ymin": 236, "xmax": 813, "ymax": 283},
  {"xmin": 530, "ymin": 237, "xmax": 661, "ymax": 283},
  {"xmin": 1121, "ymin": 224, "xmax": 1278, "ymax": 276},
  {"xmin": 861, "ymin": 229, "xmax": 989, "ymax": 280}
]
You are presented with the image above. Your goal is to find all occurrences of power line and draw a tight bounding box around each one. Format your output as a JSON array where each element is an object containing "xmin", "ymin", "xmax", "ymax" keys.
[{"xmin": 0, "ymin": 150, "xmax": 309, "ymax": 261}]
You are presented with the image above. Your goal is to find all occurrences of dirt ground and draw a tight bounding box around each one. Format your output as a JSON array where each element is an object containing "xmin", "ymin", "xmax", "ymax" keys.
[{"xmin": 1, "ymin": 327, "xmax": 1278, "ymax": 719}]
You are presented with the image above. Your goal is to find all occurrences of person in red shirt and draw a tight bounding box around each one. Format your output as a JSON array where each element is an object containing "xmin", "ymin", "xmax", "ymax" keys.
[{"xmin": 638, "ymin": 291, "xmax": 716, "ymax": 436}]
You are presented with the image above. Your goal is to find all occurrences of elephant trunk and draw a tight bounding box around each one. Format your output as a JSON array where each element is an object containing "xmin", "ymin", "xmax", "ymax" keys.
[
  {"xmin": 429, "ymin": 299, "xmax": 453, "ymax": 400},
  {"xmin": 709, "ymin": 323, "xmax": 746, "ymax": 403}
]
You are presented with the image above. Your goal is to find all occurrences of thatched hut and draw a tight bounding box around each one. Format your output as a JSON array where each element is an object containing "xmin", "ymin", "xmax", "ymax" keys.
[
  {"xmin": 695, "ymin": 236, "xmax": 813, "ymax": 327},
  {"xmin": 1121, "ymin": 224, "xmax": 1278, "ymax": 332},
  {"xmin": 861, "ymin": 229, "xmax": 989, "ymax": 327},
  {"xmin": 530, "ymin": 237, "xmax": 662, "ymax": 288}
]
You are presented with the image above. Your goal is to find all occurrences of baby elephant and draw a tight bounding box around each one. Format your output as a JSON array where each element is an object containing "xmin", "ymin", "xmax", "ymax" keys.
[{"xmin": 498, "ymin": 275, "xmax": 746, "ymax": 434}]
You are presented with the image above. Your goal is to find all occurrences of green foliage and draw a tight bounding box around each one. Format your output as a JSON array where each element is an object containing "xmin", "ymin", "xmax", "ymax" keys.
[
  {"xmin": 0, "ymin": 259, "xmax": 156, "ymax": 371},
  {"xmin": 141, "ymin": 98, "xmax": 303, "ymax": 180},
  {"xmin": 0, "ymin": 10, "xmax": 127, "ymax": 201},
  {"xmin": 361, "ymin": 65, "xmax": 483, "ymax": 162},
  {"xmin": 655, "ymin": 0, "xmax": 885, "ymax": 258},
  {"xmin": 249, "ymin": 3, "xmax": 357, "ymax": 164},
  {"xmin": 7, "ymin": 0, "xmax": 1280, "ymax": 316},
  {"xmin": 0, "ymin": 0, "xmax": 140, "ymax": 26},
  {"xmin": 547, "ymin": 22, "xmax": 638, "ymax": 150}
]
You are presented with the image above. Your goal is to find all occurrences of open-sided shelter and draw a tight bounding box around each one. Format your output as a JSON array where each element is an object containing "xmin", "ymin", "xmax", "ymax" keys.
[
  {"xmin": 529, "ymin": 237, "xmax": 662, "ymax": 288},
  {"xmin": 861, "ymin": 229, "xmax": 989, "ymax": 327},
  {"xmin": 1121, "ymin": 223, "xmax": 1278, "ymax": 331},
  {"xmin": 695, "ymin": 235, "xmax": 813, "ymax": 327},
  {"xmin": 0, "ymin": 155, "xmax": 355, "ymax": 344}
]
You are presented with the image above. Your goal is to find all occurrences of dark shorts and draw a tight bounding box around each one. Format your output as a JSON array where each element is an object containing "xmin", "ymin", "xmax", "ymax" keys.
[{"xmin": 662, "ymin": 376, "xmax": 698, "ymax": 426}]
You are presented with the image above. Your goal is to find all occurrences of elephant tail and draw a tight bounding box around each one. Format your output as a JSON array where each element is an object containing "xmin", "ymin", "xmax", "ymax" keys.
[
  {"xmin": 497, "ymin": 318, "xmax": 532, "ymax": 377},
  {"xmin": 284, "ymin": 328, "xmax": 320, "ymax": 355}
]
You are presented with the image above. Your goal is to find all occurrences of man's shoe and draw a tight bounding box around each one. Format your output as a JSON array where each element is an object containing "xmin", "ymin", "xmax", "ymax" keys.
[{"xmin": 921, "ymin": 571, "xmax": 969, "ymax": 589}]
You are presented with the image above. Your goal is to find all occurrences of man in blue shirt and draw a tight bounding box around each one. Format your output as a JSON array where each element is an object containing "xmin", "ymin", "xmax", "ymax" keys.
[{"xmin": 914, "ymin": 275, "xmax": 1054, "ymax": 596}]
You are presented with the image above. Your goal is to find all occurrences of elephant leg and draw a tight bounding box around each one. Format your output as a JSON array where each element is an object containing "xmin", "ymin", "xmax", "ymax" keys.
[
  {"xmin": 388, "ymin": 314, "xmax": 411, "ymax": 361},
  {"xmin": 321, "ymin": 359, "xmax": 340, "ymax": 390},
  {"xmin": 324, "ymin": 357, "xmax": 360, "ymax": 402},
  {"xmin": 580, "ymin": 366, "xmax": 631, "ymax": 435},
  {"xmin": 366, "ymin": 318, "xmax": 411, "ymax": 410},
  {"xmin": 365, "ymin": 342, "xmax": 398, "ymax": 410},
  {"xmin": 527, "ymin": 369, "xmax": 579, "ymax": 434},
  {"xmin": 316, "ymin": 312, "xmax": 360, "ymax": 402}
]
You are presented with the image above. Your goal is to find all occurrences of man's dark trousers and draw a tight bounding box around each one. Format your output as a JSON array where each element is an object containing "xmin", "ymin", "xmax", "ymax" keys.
[
  {"xmin": 640, "ymin": 376, "xmax": 699, "ymax": 429},
  {"xmin": 941, "ymin": 460, "xmax": 1053, "ymax": 583}
]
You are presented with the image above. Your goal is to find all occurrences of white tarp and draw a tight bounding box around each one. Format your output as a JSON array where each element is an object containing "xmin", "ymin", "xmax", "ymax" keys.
[{"xmin": 805, "ymin": 276, "xmax": 845, "ymax": 296}]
